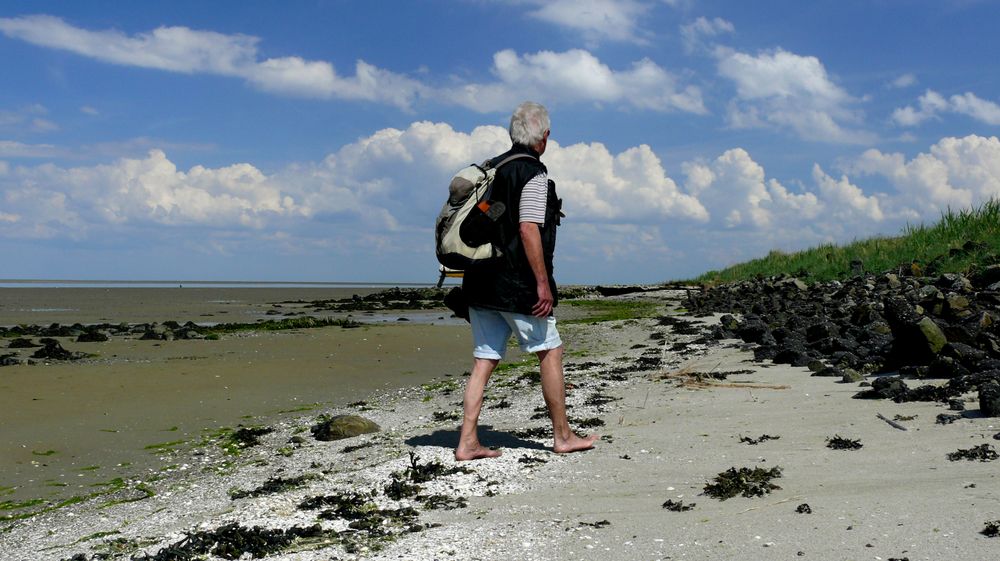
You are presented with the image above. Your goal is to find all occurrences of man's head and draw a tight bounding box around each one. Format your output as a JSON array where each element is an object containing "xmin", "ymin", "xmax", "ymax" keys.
[{"xmin": 509, "ymin": 101, "xmax": 550, "ymax": 154}]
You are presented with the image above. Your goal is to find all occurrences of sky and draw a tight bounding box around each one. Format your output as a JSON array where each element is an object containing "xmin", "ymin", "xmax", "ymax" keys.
[{"xmin": 2, "ymin": 0, "xmax": 1000, "ymax": 284}]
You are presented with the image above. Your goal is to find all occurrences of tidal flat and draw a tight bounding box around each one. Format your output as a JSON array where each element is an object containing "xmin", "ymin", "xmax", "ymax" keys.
[{"xmin": 0, "ymin": 287, "xmax": 471, "ymax": 507}]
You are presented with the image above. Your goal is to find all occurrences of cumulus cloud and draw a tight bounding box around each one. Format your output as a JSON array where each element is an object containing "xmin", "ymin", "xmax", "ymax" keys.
[
  {"xmin": 447, "ymin": 49, "xmax": 706, "ymax": 114},
  {"xmin": 851, "ymin": 134, "xmax": 1000, "ymax": 216},
  {"xmin": 0, "ymin": 15, "xmax": 706, "ymax": 115},
  {"xmin": 716, "ymin": 47, "xmax": 874, "ymax": 144},
  {"xmin": 0, "ymin": 15, "xmax": 428, "ymax": 109},
  {"xmin": 680, "ymin": 16, "xmax": 734, "ymax": 53},
  {"xmin": 893, "ymin": 89, "xmax": 1000, "ymax": 126},
  {"xmin": 683, "ymin": 148, "xmax": 821, "ymax": 230},
  {"xmin": 524, "ymin": 0, "xmax": 651, "ymax": 45}
]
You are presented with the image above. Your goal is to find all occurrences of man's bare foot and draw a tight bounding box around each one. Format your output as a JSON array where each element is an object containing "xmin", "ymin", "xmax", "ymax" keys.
[
  {"xmin": 455, "ymin": 444, "xmax": 502, "ymax": 461},
  {"xmin": 553, "ymin": 433, "xmax": 599, "ymax": 454}
]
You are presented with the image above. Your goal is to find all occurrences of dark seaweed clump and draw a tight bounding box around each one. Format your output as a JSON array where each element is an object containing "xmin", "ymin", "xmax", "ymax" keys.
[
  {"xmin": 826, "ymin": 435, "xmax": 863, "ymax": 450},
  {"xmin": 229, "ymin": 426, "xmax": 274, "ymax": 448},
  {"xmin": 432, "ymin": 410, "xmax": 461, "ymax": 422},
  {"xmin": 383, "ymin": 453, "xmax": 471, "ymax": 510},
  {"xmin": 982, "ymin": 520, "xmax": 1000, "ymax": 537},
  {"xmin": 946, "ymin": 443, "xmax": 999, "ymax": 462},
  {"xmin": 130, "ymin": 523, "xmax": 330, "ymax": 561},
  {"xmin": 796, "ymin": 503, "xmax": 812, "ymax": 514},
  {"xmin": 230, "ymin": 474, "xmax": 315, "ymax": 500},
  {"xmin": 740, "ymin": 434, "xmax": 780, "ymax": 445},
  {"xmin": 662, "ymin": 499, "xmax": 696, "ymax": 511},
  {"xmin": 703, "ymin": 466, "xmax": 782, "ymax": 500}
]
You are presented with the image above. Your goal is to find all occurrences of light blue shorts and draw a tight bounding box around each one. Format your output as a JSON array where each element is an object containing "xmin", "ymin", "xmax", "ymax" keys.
[{"xmin": 469, "ymin": 306, "xmax": 562, "ymax": 360}]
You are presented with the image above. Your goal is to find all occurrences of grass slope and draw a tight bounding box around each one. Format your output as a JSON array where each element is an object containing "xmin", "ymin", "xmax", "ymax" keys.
[{"xmin": 695, "ymin": 199, "xmax": 1000, "ymax": 284}]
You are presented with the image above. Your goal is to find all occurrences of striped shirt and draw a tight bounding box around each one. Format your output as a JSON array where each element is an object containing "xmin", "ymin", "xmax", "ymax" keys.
[{"xmin": 519, "ymin": 172, "xmax": 548, "ymax": 225}]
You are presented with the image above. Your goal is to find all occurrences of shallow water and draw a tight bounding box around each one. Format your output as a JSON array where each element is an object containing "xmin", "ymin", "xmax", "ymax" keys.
[{"xmin": 0, "ymin": 288, "xmax": 471, "ymax": 507}]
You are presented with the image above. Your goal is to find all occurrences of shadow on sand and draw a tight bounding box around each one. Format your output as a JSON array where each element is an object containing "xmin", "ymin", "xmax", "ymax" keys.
[{"xmin": 405, "ymin": 424, "xmax": 548, "ymax": 452}]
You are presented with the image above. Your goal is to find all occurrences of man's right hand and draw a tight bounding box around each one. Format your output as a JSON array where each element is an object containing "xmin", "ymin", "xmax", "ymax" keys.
[{"xmin": 532, "ymin": 281, "xmax": 553, "ymax": 317}]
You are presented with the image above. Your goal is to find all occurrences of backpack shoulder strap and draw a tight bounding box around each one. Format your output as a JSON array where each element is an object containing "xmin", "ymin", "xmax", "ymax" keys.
[{"xmin": 487, "ymin": 153, "xmax": 536, "ymax": 170}]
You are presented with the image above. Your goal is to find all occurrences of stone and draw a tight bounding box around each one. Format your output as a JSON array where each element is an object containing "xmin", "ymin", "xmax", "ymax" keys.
[
  {"xmin": 31, "ymin": 338, "xmax": 83, "ymax": 360},
  {"xmin": 76, "ymin": 331, "xmax": 109, "ymax": 343},
  {"xmin": 916, "ymin": 317, "xmax": 947, "ymax": 353},
  {"xmin": 980, "ymin": 382, "xmax": 1000, "ymax": 417},
  {"xmin": 7, "ymin": 337, "xmax": 40, "ymax": 348},
  {"xmin": 841, "ymin": 368, "xmax": 864, "ymax": 383},
  {"xmin": 310, "ymin": 415, "xmax": 380, "ymax": 441}
]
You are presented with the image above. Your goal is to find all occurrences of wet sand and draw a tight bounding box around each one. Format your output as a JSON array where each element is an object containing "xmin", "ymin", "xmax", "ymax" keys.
[
  {"xmin": 0, "ymin": 288, "xmax": 471, "ymax": 505},
  {"xmin": 0, "ymin": 286, "xmax": 387, "ymax": 326}
]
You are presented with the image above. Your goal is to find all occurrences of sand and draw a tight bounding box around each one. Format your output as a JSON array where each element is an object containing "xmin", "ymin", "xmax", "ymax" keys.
[{"xmin": 3, "ymin": 289, "xmax": 999, "ymax": 561}]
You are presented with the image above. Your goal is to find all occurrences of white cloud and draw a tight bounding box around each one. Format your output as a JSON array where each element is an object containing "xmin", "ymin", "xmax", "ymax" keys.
[
  {"xmin": 80, "ymin": 106, "xmax": 99, "ymax": 115},
  {"xmin": 0, "ymin": 15, "xmax": 428, "ymax": 109},
  {"xmin": 890, "ymin": 73, "xmax": 917, "ymax": 88},
  {"xmin": 447, "ymin": 49, "xmax": 706, "ymax": 114},
  {"xmin": 0, "ymin": 140, "xmax": 60, "ymax": 158},
  {"xmin": 525, "ymin": 0, "xmax": 651, "ymax": 45},
  {"xmin": 682, "ymin": 148, "xmax": 821, "ymax": 230},
  {"xmin": 811, "ymin": 164, "xmax": 884, "ymax": 221},
  {"xmin": 716, "ymin": 47, "xmax": 874, "ymax": 144},
  {"xmin": 851, "ymin": 135, "xmax": 1000, "ymax": 216},
  {"xmin": 892, "ymin": 89, "xmax": 1000, "ymax": 126},
  {"xmin": 680, "ymin": 16, "xmax": 734, "ymax": 53},
  {"xmin": 0, "ymin": 104, "xmax": 58, "ymax": 133}
]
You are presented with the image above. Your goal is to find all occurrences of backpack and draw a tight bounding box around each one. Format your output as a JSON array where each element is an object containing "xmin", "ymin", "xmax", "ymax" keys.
[{"xmin": 434, "ymin": 153, "xmax": 536, "ymax": 271}]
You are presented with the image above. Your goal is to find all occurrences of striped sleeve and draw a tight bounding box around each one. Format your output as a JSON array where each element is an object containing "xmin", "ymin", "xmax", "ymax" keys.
[{"xmin": 518, "ymin": 172, "xmax": 548, "ymax": 225}]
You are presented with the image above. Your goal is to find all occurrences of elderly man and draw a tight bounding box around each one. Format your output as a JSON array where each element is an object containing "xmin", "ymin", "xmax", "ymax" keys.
[{"xmin": 455, "ymin": 101, "xmax": 598, "ymax": 461}]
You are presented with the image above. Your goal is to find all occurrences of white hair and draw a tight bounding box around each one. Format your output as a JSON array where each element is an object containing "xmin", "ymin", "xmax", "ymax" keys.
[{"xmin": 509, "ymin": 101, "xmax": 550, "ymax": 146}]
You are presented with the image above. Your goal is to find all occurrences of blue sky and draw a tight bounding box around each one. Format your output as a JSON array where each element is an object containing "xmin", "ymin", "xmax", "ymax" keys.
[{"xmin": 3, "ymin": 0, "xmax": 1000, "ymax": 284}]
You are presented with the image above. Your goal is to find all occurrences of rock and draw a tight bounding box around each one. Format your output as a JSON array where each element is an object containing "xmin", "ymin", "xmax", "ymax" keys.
[
  {"xmin": 979, "ymin": 381, "xmax": 1000, "ymax": 417},
  {"xmin": 31, "ymin": 338, "xmax": 84, "ymax": 360},
  {"xmin": 841, "ymin": 368, "xmax": 864, "ymax": 383},
  {"xmin": 0, "ymin": 353, "xmax": 21, "ymax": 366},
  {"xmin": 7, "ymin": 337, "xmax": 40, "ymax": 348},
  {"xmin": 916, "ymin": 317, "xmax": 947, "ymax": 354},
  {"xmin": 310, "ymin": 415, "xmax": 380, "ymax": 441},
  {"xmin": 927, "ymin": 356, "xmax": 970, "ymax": 379},
  {"xmin": 813, "ymin": 366, "xmax": 843, "ymax": 377},
  {"xmin": 76, "ymin": 331, "xmax": 109, "ymax": 343}
]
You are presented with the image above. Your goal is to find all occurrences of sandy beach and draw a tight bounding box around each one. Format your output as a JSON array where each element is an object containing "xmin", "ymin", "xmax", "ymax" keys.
[{"xmin": 2, "ymin": 289, "xmax": 999, "ymax": 560}]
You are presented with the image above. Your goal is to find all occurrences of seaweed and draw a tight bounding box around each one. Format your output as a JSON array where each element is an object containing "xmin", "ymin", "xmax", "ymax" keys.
[
  {"xmin": 946, "ymin": 443, "xmax": 998, "ymax": 462},
  {"xmin": 583, "ymin": 393, "xmax": 621, "ymax": 407},
  {"xmin": 703, "ymin": 466, "xmax": 783, "ymax": 500},
  {"xmin": 510, "ymin": 427, "xmax": 551, "ymax": 439},
  {"xmin": 826, "ymin": 435, "xmax": 863, "ymax": 450},
  {"xmin": 795, "ymin": 503, "xmax": 812, "ymax": 514},
  {"xmin": 661, "ymin": 499, "xmax": 696, "ymax": 511},
  {"xmin": 936, "ymin": 413, "xmax": 962, "ymax": 425},
  {"xmin": 418, "ymin": 494, "xmax": 467, "ymax": 510},
  {"xmin": 229, "ymin": 426, "xmax": 274, "ymax": 448},
  {"xmin": 131, "ymin": 523, "xmax": 331, "ymax": 561},
  {"xmin": 230, "ymin": 474, "xmax": 316, "ymax": 500},
  {"xmin": 579, "ymin": 520, "xmax": 611, "ymax": 528},
  {"xmin": 570, "ymin": 417, "xmax": 605, "ymax": 429},
  {"xmin": 432, "ymin": 410, "xmax": 461, "ymax": 422},
  {"xmin": 982, "ymin": 520, "xmax": 1000, "ymax": 537},
  {"xmin": 739, "ymin": 434, "xmax": 780, "ymax": 445},
  {"xmin": 517, "ymin": 456, "xmax": 548, "ymax": 466}
]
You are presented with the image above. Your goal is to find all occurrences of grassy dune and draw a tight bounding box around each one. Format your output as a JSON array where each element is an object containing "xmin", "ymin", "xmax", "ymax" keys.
[{"xmin": 695, "ymin": 199, "xmax": 1000, "ymax": 284}]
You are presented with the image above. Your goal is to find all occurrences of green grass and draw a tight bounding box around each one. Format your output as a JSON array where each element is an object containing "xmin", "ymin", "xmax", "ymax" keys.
[
  {"xmin": 562, "ymin": 298, "xmax": 660, "ymax": 323},
  {"xmin": 695, "ymin": 199, "xmax": 1000, "ymax": 284}
]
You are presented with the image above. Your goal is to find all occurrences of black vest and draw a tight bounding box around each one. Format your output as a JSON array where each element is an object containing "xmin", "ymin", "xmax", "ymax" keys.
[{"xmin": 463, "ymin": 143, "xmax": 562, "ymax": 314}]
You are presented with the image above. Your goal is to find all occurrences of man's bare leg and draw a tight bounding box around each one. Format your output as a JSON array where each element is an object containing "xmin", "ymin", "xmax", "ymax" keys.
[
  {"xmin": 538, "ymin": 346, "xmax": 599, "ymax": 453},
  {"xmin": 455, "ymin": 357, "xmax": 503, "ymax": 461}
]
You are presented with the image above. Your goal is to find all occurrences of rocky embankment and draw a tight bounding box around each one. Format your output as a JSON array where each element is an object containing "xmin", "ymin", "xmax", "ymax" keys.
[{"xmin": 687, "ymin": 264, "xmax": 1000, "ymax": 418}]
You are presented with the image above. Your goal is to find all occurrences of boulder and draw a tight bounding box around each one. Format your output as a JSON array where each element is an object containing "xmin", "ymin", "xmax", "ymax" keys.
[
  {"xmin": 77, "ymin": 331, "xmax": 109, "ymax": 343},
  {"xmin": 310, "ymin": 414, "xmax": 380, "ymax": 441},
  {"xmin": 7, "ymin": 337, "xmax": 40, "ymax": 348},
  {"xmin": 979, "ymin": 381, "xmax": 1000, "ymax": 417}
]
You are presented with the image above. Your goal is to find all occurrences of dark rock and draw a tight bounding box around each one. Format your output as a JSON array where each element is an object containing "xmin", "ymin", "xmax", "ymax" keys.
[
  {"xmin": 31, "ymin": 338, "xmax": 84, "ymax": 361},
  {"xmin": 76, "ymin": 331, "xmax": 109, "ymax": 343},
  {"xmin": 926, "ymin": 356, "xmax": 970, "ymax": 379},
  {"xmin": 311, "ymin": 414, "xmax": 380, "ymax": 441},
  {"xmin": 980, "ymin": 381, "xmax": 1000, "ymax": 417},
  {"xmin": 7, "ymin": 337, "xmax": 40, "ymax": 348},
  {"xmin": 0, "ymin": 353, "xmax": 21, "ymax": 366}
]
